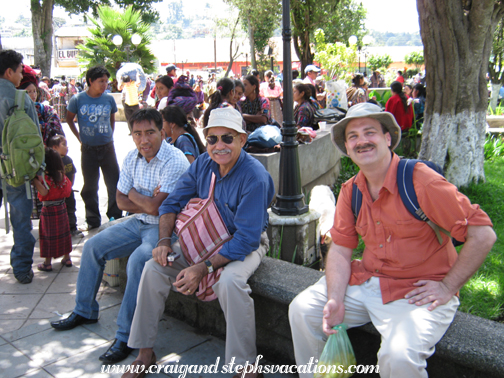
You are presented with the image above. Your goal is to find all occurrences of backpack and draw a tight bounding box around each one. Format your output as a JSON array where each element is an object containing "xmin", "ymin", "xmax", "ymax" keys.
[
  {"xmin": 0, "ymin": 90, "xmax": 46, "ymax": 233},
  {"xmin": 350, "ymin": 159, "xmax": 463, "ymax": 246}
]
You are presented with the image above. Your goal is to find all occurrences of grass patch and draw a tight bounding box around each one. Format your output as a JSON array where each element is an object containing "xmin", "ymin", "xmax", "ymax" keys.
[{"xmin": 458, "ymin": 157, "xmax": 504, "ymax": 320}]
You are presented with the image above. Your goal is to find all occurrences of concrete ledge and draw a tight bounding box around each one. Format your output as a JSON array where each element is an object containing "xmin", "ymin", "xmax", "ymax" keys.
[
  {"xmin": 162, "ymin": 258, "xmax": 504, "ymax": 378},
  {"xmin": 250, "ymin": 130, "xmax": 342, "ymax": 195}
]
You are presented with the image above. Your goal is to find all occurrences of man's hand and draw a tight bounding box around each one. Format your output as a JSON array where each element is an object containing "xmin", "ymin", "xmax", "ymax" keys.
[
  {"xmin": 322, "ymin": 298, "xmax": 345, "ymax": 336},
  {"xmin": 152, "ymin": 245, "xmax": 173, "ymax": 267},
  {"xmin": 173, "ymin": 264, "xmax": 207, "ymax": 296},
  {"xmin": 152, "ymin": 184, "xmax": 161, "ymax": 197},
  {"xmin": 405, "ymin": 280, "xmax": 455, "ymax": 311}
]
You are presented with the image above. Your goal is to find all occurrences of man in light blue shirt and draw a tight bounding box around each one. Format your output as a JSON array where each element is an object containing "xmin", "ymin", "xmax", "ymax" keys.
[
  {"xmin": 0, "ymin": 50, "xmax": 39, "ymax": 284},
  {"xmin": 51, "ymin": 109, "xmax": 190, "ymax": 364},
  {"xmin": 125, "ymin": 107, "xmax": 275, "ymax": 378}
]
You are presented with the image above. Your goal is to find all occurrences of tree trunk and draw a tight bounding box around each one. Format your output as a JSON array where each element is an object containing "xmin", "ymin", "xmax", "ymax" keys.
[
  {"xmin": 490, "ymin": 83, "xmax": 501, "ymax": 112},
  {"xmin": 225, "ymin": 18, "xmax": 240, "ymax": 78},
  {"xmin": 417, "ymin": 0, "xmax": 504, "ymax": 187},
  {"xmin": 31, "ymin": 0, "xmax": 54, "ymax": 77},
  {"xmin": 293, "ymin": 31, "xmax": 313, "ymax": 79},
  {"xmin": 248, "ymin": 22, "xmax": 256, "ymax": 70}
]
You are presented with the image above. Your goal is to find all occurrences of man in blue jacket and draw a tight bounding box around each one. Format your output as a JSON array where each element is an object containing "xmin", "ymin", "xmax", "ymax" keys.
[{"xmin": 123, "ymin": 107, "xmax": 275, "ymax": 378}]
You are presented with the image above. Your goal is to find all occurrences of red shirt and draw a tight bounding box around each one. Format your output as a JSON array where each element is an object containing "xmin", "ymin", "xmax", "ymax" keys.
[
  {"xmin": 385, "ymin": 94, "xmax": 413, "ymax": 131},
  {"xmin": 38, "ymin": 176, "xmax": 72, "ymax": 201},
  {"xmin": 330, "ymin": 153, "xmax": 493, "ymax": 304},
  {"xmin": 396, "ymin": 75, "xmax": 405, "ymax": 84}
]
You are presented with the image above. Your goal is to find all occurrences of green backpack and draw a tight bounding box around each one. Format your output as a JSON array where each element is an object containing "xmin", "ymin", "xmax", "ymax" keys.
[{"xmin": 0, "ymin": 90, "xmax": 46, "ymax": 233}]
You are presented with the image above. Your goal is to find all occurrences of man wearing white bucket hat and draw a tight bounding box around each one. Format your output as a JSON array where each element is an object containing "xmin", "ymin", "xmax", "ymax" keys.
[
  {"xmin": 123, "ymin": 107, "xmax": 275, "ymax": 378},
  {"xmin": 289, "ymin": 103, "xmax": 495, "ymax": 377}
]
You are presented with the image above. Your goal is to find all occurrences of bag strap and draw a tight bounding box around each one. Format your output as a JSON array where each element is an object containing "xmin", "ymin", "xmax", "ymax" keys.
[
  {"xmin": 208, "ymin": 172, "xmax": 217, "ymax": 200},
  {"xmin": 351, "ymin": 176, "xmax": 362, "ymax": 221},
  {"xmin": 396, "ymin": 159, "xmax": 449, "ymax": 244}
]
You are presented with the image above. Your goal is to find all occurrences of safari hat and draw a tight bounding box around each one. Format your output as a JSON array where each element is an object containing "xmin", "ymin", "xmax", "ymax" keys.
[
  {"xmin": 330, "ymin": 102, "xmax": 401, "ymax": 156},
  {"xmin": 204, "ymin": 107, "xmax": 247, "ymax": 136}
]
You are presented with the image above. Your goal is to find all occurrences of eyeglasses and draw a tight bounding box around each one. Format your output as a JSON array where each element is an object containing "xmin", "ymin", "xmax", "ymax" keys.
[{"xmin": 206, "ymin": 134, "xmax": 239, "ymax": 145}]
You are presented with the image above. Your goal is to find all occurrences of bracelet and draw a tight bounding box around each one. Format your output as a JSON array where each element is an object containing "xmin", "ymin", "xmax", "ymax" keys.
[{"xmin": 155, "ymin": 237, "xmax": 171, "ymax": 248}]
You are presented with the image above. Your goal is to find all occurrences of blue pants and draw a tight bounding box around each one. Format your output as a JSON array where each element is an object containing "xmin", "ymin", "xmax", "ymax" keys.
[
  {"xmin": 73, "ymin": 217, "xmax": 158, "ymax": 343},
  {"xmin": 7, "ymin": 183, "xmax": 36, "ymax": 279}
]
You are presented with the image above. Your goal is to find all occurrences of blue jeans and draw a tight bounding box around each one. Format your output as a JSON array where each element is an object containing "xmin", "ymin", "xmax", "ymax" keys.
[
  {"xmin": 80, "ymin": 142, "xmax": 122, "ymax": 227},
  {"xmin": 7, "ymin": 183, "xmax": 36, "ymax": 279},
  {"xmin": 73, "ymin": 217, "xmax": 158, "ymax": 343}
]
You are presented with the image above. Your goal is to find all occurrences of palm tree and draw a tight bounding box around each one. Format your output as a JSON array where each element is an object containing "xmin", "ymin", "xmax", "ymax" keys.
[{"xmin": 77, "ymin": 6, "xmax": 156, "ymax": 77}]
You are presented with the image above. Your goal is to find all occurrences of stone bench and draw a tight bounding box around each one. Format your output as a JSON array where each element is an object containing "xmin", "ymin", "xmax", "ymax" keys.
[{"xmin": 161, "ymin": 257, "xmax": 504, "ymax": 378}]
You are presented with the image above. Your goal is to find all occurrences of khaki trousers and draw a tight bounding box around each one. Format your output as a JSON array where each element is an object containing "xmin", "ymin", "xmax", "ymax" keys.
[
  {"xmin": 128, "ymin": 233, "xmax": 268, "ymax": 366},
  {"xmin": 289, "ymin": 276, "xmax": 459, "ymax": 378}
]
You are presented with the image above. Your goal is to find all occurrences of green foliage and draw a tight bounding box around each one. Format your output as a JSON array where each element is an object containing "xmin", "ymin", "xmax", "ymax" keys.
[
  {"xmin": 15, "ymin": 15, "xmax": 32, "ymax": 27},
  {"xmin": 405, "ymin": 68, "xmax": 419, "ymax": 78},
  {"xmin": 162, "ymin": 24, "xmax": 184, "ymax": 40},
  {"xmin": 332, "ymin": 156, "xmax": 360, "ymax": 200},
  {"xmin": 53, "ymin": 17, "xmax": 67, "ymax": 30},
  {"xmin": 321, "ymin": 0, "xmax": 367, "ymax": 45},
  {"xmin": 458, "ymin": 157, "xmax": 504, "ymax": 320},
  {"xmin": 314, "ymin": 29, "xmax": 357, "ymax": 80},
  {"xmin": 55, "ymin": 0, "xmax": 161, "ymax": 24},
  {"xmin": 484, "ymin": 134, "xmax": 504, "ymax": 161},
  {"xmin": 404, "ymin": 50, "xmax": 424, "ymax": 68},
  {"xmin": 224, "ymin": 0, "xmax": 281, "ymax": 68},
  {"xmin": 367, "ymin": 89, "xmax": 392, "ymax": 108},
  {"xmin": 77, "ymin": 5, "xmax": 155, "ymax": 77},
  {"xmin": 488, "ymin": 18, "xmax": 504, "ymax": 85},
  {"xmin": 367, "ymin": 54, "xmax": 392, "ymax": 71},
  {"xmin": 291, "ymin": 0, "xmax": 339, "ymax": 71}
]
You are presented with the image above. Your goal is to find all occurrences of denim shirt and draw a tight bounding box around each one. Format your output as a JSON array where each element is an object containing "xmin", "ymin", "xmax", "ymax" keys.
[
  {"xmin": 159, "ymin": 150, "xmax": 275, "ymax": 261},
  {"xmin": 0, "ymin": 78, "xmax": 39, "ymax": 144}
]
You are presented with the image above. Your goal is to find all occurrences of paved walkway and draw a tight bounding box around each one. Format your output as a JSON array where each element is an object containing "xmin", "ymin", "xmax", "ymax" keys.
[{"xmin": 0, "ymin": 122, "xmax": 295, "ymax": 378}]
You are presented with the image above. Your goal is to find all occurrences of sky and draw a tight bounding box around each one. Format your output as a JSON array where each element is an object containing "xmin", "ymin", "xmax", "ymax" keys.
[{"xmin": 0, "ymin": 0, "xmax": 420, "ymax": 33}]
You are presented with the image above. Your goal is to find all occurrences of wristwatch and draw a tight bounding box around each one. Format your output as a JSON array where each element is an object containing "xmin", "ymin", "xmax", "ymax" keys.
[{"xmin": 204, "ymin": 260, "xmax": 214, "ymax": 274}]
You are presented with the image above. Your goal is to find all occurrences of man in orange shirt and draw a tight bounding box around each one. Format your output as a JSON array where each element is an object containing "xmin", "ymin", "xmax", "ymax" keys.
[{"xmin": 289, "ymin": 103, "xmax": 496, "ymax": 378}]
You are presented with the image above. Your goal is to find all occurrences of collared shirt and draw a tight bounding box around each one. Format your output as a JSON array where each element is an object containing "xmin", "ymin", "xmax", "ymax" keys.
[
  {"xmin": 117, "ymin": 140, "xmax": 189, "ymax": 224},
  {"xmin": 330, "ymin": 153, "xmax": 493, "ymax": 304},
  {"xmin": 159, "ymin": 150, "xmax": 275, "ymax": 261},
  {"xmin": 0, "ymin": 78, "xmax": 39, "ymax": 144}
]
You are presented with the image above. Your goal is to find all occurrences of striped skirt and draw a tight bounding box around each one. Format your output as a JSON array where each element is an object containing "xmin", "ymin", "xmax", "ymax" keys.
[{"xmin": 39, "ymin": 203, "xmax": 72, "ymax": 258}]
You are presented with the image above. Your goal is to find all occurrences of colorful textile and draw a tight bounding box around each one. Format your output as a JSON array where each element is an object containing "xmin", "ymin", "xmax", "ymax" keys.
[
  {"xmin": 239, "ymin": 96, "xmax": 271, "ymax": 132},
  {"xmin": 294, "ymin": 101, "xmax": 316, "ymax": 128},
  {"xmin": 39, "ymin": 203, "xmax": 72, "ymax": 258},
  {"xmin": 166, "ymin": 75, "xmax": 198, "ymax": 114},
  {"xmin": 35, "ymin": 103, "xmax": 65, "ymax": 145},
  {"xmin": 38, "ymin": 176, "xmax": 72, "ymax": 258}
]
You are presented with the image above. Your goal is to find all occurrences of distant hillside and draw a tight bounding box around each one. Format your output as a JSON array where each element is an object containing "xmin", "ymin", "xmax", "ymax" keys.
[{"xmin": 369, "ymin": 30, "xmax": 422, "ymax": 47}]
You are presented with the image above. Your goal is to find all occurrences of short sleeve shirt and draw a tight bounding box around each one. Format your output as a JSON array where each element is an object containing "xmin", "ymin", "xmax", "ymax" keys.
[
  {"xmin": 67, "ymin": 91, "xmax": 117, "ymax": 146},
  {"xmin": 117, "ymin": 140, "xmax": 190, "ymax": 224},
  {"xmin": 330, "ymin": 153, "xmax": 493, "ymax": 304},
  {"xmin": 173, "ymin": 133, "xmax": 199, "ymax": 159}
]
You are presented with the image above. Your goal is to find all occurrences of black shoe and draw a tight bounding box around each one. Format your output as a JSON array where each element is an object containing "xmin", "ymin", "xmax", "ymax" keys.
[
  {"xmin": 51, "ymin": 312, "xmax": 97, "ymax": 330},
  {"xmin": 99, "ymin": 339, "xmax": 133, "ymax": 364},
  {"xmin": 15, "ymin": 270, "xmax": 34, "ymax": 284}
]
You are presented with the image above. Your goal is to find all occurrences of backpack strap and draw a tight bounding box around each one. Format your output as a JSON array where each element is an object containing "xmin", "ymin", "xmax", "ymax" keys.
[
  {"xmin": 15, "ymin": 90, "xmax": 26, "ymax": 110},
  {"xmin": 397, "ymin": 159, "xmax": 449, "ymax": 244},
  {"xmin": 351, "ymin": 176, "xmax": 362, "ymax": 221}
]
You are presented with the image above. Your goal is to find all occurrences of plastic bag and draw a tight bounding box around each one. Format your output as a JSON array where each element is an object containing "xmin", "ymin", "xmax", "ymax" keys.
[
  {"xmin": 326, "ymin": 80, "xmax": 348, "ymax": 110},
  {"xmin": 315, "ymin": 324, "xmax": 356, "ymax": 378}
]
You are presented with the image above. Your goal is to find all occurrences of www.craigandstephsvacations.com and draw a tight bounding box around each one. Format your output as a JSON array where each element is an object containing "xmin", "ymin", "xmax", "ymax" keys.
[{"xmin": 101, "ymin": 355, "xmax": 380, "ymax": 376}]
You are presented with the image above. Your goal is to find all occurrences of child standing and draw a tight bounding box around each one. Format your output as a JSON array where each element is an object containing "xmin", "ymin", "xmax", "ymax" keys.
[
  {"xmin": 47, "ymin": 135, "xmax": 83, "ymax": 238},
  {"xmin": 33, "ymin": 148, "xmax": 73, "ymax": 271}
]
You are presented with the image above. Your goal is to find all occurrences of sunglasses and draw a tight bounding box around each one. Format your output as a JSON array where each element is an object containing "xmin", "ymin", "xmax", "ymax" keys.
[{"xmin": 206, "ymin": 134, "xmax": 239, "ymax": 145}]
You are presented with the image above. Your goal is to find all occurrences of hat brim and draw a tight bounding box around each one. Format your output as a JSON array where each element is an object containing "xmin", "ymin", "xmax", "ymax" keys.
[{"xmin": 331, "ymin": 112, "xmax": 401, "ymax": 156}]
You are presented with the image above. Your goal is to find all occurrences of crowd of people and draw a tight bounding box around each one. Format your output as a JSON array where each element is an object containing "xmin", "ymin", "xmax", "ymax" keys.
[{"xmin": 0, "ymin": 48, "xmax": 496, "ymax": 378}]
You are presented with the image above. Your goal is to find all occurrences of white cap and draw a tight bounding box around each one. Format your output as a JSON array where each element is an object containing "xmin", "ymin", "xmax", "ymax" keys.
[
  {"xmin": 305, "ymin": 65, "xmax": 321, "ymax": 74},
  {"xmin": 204, "ymin": 107, "xmax": 247, "ymax": 136}
]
